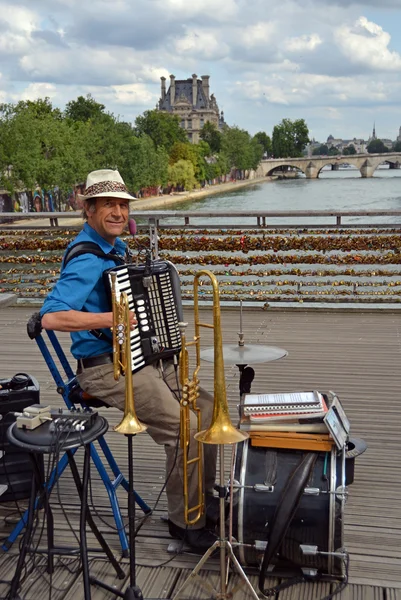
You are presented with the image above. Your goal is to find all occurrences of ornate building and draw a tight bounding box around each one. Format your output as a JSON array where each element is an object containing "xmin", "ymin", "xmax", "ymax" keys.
[{"xmin": 158, "ymin": 74, "xmax": 225, "ymax": 143}]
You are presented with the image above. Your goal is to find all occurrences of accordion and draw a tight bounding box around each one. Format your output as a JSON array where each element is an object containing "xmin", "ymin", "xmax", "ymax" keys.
[{"xmin": 104, "ymin": 260, "xmax": 183, "ymax": 373}]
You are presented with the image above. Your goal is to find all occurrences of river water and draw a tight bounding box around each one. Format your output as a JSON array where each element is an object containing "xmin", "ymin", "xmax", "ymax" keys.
[{"xmin": 164, "ymin": 166, "xmax": 401, "ymax": 227}]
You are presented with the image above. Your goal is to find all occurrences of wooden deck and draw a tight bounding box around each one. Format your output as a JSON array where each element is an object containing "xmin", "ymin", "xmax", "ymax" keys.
[{"xmin": 0, "ymin": 303, "xmax": 400, "ymax": 599}]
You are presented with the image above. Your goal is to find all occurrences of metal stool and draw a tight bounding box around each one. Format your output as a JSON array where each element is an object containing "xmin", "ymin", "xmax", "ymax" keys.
[
  {"xmin": 7, "ymin": 416, "xmax": 125, "ymax": 600},
  {"xmin": 2, "ymin": 313, "xmax": 151, "ymax": 556}
]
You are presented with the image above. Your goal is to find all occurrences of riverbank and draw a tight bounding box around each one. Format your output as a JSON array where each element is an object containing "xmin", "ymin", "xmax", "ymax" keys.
[
  {"xmin": 0, "ymin": 176, "xmax": 272, "ymax": 228},
  {"xmin": 130, "ymin": 175, "xmax": 271, "ymax": 210}
]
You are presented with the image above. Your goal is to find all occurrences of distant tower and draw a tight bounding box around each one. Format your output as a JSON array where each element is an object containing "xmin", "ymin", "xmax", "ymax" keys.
[{"xmin": 372, "ymin": 123, "xmax": 376, "ymax": 140}]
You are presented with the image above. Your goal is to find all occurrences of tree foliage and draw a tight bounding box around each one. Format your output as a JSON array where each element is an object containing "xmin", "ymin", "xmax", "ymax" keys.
[
  {"xmin": 220, "ymin": 126, "xmax": 263, "ymax": 172},
  {"xmin": 393, "ymin": 141, "xmax": 401, "ymax": 152},
  {"xmin": 0, "ymin": 94, "xmax": 312, "ymax": 200},
  {"xmin": 168, "ymin": 159, "xmax": 197, "ymax": 190},
  {"xmin": 253, "ymin": 131, "xmax": 272, "ymax": 155},
  {"xmin": 199, "ymin": 122, "xmax": 222, "ymax": 153},
  {"xmin": 342, "ymin": 144, "xmax": 356, "ymax": 155},
  {"xmin": 328, "ymin": 147, "xmax": 340, "ymax": 156},
  {"xmin": 367, "ymin": 139, "xmax": 389, "ymax": 154},
  {"xmin": 65, "ymin": 94, "xmax": 107, "ymax": 123},
  {"xmin": 312, "ymin": 144, "xmax": 329, "ymax": 156},
  {"xmin": 135, "ymin": 109, "xmax": 188, "ymax": 151},
  {"xmin": 272, "ymin": 118, "xmax": 309, "ymax": 158}
]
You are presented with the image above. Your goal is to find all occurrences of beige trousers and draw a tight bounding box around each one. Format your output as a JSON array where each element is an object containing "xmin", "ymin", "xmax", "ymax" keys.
[{"xmin": 77, "ymin": 361, "xmax": 217, "ymax": 529}]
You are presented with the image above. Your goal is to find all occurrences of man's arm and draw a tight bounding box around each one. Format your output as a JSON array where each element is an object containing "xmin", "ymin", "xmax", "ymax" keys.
[
  {"xmin": 41, "ymin": 310, "xmax": 113, "ymax": 332},
  {"xmin": 41, "ymin": 310, "xmax": 137, "ymax": 332}
]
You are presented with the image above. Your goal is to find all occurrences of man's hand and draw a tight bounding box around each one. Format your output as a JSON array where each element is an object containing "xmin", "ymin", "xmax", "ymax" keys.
[{"xmin": 128, "ymin": 311, "xmax": 137, "ymax": 330}]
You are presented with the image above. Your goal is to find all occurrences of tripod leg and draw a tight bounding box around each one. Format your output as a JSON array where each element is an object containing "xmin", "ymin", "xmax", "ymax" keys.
[
  {"xmin": 66, "ymin": 450, "xmax": 125, "ymax": 579},
  {"xmin": 172, "ymin": 541, "xmax": 220, "ymax": 599},
  {"xmin": 224, "ymin": 542, "xmax": 259, "ymax": 600}
]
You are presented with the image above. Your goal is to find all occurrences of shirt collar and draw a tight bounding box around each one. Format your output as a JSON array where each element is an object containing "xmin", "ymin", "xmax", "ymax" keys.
[{"xmin": 83, "ymin": 222, "xmax": 126, "ymax": 256}]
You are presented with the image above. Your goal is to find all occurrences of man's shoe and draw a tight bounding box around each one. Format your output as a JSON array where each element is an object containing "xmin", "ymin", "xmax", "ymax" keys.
[
  {"xmin": 168, "ymin": 520, "xmax": 218, "ymax": 553},
  {"xmin": 205, "ymin": 493, "xmax": 230, "ymax": 528}
]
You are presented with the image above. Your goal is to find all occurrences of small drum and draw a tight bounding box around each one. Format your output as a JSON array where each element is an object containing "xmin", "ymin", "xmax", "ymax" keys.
[{"xmin": 232, "ymin": 439, "xmax": 352, "ymax": 579}]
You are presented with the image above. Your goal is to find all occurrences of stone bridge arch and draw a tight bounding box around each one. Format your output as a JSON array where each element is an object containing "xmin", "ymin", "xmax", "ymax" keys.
[
  {"xmin": 260, "ymin": 152, "xmax": 401, "ymax": 179},
  {"xmin": 263, "ymin": 162, "xmax": 306, "ymax": 177}
]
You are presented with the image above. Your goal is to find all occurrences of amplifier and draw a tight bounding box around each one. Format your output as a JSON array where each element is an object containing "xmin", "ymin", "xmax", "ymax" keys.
[{"xmin": 0, "ymin": 374, "xmax": 43, "ymax": 502}]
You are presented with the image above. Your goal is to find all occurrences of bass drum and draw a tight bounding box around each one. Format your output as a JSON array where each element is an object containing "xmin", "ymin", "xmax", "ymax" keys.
[{"xmin": 232, "ymin": 439, "xmax": 349, "ymax": 579}]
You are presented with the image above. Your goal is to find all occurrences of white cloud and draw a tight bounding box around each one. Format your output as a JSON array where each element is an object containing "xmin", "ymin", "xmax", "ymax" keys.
[
  {"xmin": 284, "ymin": 34, "xmax": 323, "ymax": 52},
  {"xmin": 19, "ymin": 45, "xmax": 169, "ymax": 87},
  {"xmin": 110, "ymin": 83, "xmax": 157, "ymax": 106},
  {"xmin": 238, "ymin": 22, "xmax": 276, "ymax": 49},
  {"xmin": 0, "ymin": 4, "xmax": 39, "ymax": 32},
  {"xmin": 174, "ymin": 30, "xmax": 230, "ymax": 60},
  {"xmin": 18, "ymin": 82, "xmax": 58, "ymax": 101},
  {"xmin": 163, "ymin": 0, "xmax": 238, "ymax": 20},
  {"xmin": 335, "ymin": 16, "xmax": 401, "ymax": 71},
  {"xmin": 0, "ymin": 0, "xmax": 401, "ymax": 141}
]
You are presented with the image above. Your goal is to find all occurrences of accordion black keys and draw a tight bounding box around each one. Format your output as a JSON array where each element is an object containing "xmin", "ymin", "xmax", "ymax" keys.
[{"xmin": 104, "ymin": 260, "xmax": 183, "ymax": 373}]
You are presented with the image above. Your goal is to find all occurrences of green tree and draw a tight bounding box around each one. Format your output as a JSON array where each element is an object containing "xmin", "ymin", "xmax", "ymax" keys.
[
  {"xmin": 342, "ymin": 144, "xmax": 356, "ymax": 155},
  {"xmin": 253, "ymin": 131, "xmax": 272, "ymax": 155},
  {"xmin": 199, "ymin": 121, "xmax": 222, "ymax": 153},
  {"xmin": 312, "ymin": 144, "xmax": 329, "ymax": 155},
  {"xmin": 272, "ymin": 118, "xmax": 309, "ymax": 158},
  {"xmin": 0, "ymin": 98, "xmax": 84, "ymax": 193},
  {"xmin": 135, "ymin": 109, "xmax": 188, "ymax": 151},
  {"xmin": 393, "ymin": 141, "xmax": 401, "ymax": 152},
  {"xmin": 169, "ymin": 141, "xmax": 209, "ymax": 184},
  {"xmin": 65, "ymin": 94, "xmax": 107, "ymax": 123},
  {"xmin": 328, "ymin": 147, "xmax": 340, "ymax": 156},
  {"xmin": 221, "ymin": 126, "xmax": 262, "ymax": 173},
  {"xmin": 168, "ymin": 159, "xmax": 197, "ymax": 190},
  {"xmin": 121, "ymin": 135, "xmax": 169, "ymax": 191},
  {"xmin": 367, "ymin": 139, "xmax": 389, "ymax": 153}
]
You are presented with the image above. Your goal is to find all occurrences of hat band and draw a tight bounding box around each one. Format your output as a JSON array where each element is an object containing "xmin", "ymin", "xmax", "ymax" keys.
[{"xmin": 84, "ymin": 181, "xmax": 128, "ymax": 197}]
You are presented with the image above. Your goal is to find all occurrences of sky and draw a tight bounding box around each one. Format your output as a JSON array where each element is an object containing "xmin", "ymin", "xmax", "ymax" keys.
[{"xmin": 0, "ymin": 0, "xmax": 401, "ymax": 143}]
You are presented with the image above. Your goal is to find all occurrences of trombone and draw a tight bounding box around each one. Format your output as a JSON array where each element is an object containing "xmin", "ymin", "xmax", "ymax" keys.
[
  {"xmin": 110, "ymin": 272, "xmax": 147, "ymax": 435},
  {"xmin": 179, "ymin": 270, "xmax": 247, "ymax": 526}
]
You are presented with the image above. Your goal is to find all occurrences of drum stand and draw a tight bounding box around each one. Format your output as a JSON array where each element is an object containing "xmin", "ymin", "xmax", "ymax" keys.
[{"xmin": 173, "ymin": 443, "xmax": 259, "ymax": 600}]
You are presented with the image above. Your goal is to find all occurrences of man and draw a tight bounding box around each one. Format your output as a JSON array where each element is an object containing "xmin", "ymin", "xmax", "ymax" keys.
[{"xmin": 41, "ymin": 169, "xmax": 218, "ymax": 552}]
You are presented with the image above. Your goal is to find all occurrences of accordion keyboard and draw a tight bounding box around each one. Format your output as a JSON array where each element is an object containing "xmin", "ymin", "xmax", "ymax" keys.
[{"xmin": 109, "ymin": 263, "xmax": 182, "ymax": 373}]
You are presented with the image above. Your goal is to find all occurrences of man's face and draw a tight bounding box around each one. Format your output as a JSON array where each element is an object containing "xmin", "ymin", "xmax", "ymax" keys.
[{"xmin": 86, "ymin": 196, "xmax": 129, "ymax": 244}]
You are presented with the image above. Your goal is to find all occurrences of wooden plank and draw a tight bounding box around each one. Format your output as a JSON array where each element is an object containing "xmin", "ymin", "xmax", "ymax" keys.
[{"xmin": 1, "ymin": 305, "xmax": 401, "ymax": 598}]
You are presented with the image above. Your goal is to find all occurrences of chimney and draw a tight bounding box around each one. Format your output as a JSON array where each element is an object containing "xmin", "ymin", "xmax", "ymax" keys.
[
  {"xmin": 170, "ymin": 74, "xmax": 175, "ymax": 105},
  {"xmin": 192, "ymin": 73, "xmax": 197, "ymax": 107},
  {"xmin": 201, "ymin": 75, "xmax": 210, "ymax": 102},
  {"xmin": 161, "ymin": 76, "xmax": 166, "ymax": 101}
]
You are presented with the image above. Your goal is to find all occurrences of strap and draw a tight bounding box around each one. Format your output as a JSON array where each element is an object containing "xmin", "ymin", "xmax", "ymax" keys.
[
  {"xmin": 63, "ymin": 242, "xmax": 124, "ymax": 268},
  {"xmin": 264, "ymin": 450, "xmax": 278, "ymax": 487},
  {"xmin": 62, "ymin": 242, "xmax": 123, "ymax": 343},
  {"xmin": 259, "ymin": 452, "xmax": 318, "ymax": 594}
]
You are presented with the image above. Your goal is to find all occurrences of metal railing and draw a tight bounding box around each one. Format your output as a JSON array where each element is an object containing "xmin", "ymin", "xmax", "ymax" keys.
[
  {"xmin": 1, "ymin": 208, "xmax": 401, "ymax": 229},
  {"xmin": 1, "ymin": 210, "xmax": 401, "ymax": 304}
]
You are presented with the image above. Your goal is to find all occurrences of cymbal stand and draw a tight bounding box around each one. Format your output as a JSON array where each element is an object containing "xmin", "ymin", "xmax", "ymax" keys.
[
  {"xmin": 90, "ymin": 433, "xmax": 144, "ymax": 599},
  {"xmin": 236, "ymin": 300, "xmax": 255, "ymax": 397},
  {"xmin": 173, "ymin": 443, "xmax": 259, "ymax": 600}
]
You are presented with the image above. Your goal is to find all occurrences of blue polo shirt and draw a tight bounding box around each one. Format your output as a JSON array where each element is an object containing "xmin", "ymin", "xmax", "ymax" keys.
[{"xmin": 41, "ymin": 223, "xmax": 127, "ymax": 359}]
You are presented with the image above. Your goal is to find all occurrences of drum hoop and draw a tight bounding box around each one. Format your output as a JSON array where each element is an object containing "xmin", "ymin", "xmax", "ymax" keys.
[
  {"xmin": 328, "ymin": 446, "xmax": 337, "ymax": 574},
  {"xmin": 238, "ymin": 438, "xmax": 249, "ymax": 566}
]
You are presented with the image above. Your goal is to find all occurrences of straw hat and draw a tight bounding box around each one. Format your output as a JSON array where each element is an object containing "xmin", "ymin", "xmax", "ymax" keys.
[{"xmin": 78, "ymin": 169, "xmax": 136, "ymax": 201}]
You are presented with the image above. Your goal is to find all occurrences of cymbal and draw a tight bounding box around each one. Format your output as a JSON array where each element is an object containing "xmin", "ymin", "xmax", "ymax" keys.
[{"xmin": 200, "ymin": 344, "xmax": 288, "ymax": 365}]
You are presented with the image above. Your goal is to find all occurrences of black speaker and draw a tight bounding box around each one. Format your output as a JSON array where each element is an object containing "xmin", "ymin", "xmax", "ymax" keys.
[{"xmin": 0, "ymin": 374, "xmax": 43, "ymax": 502}]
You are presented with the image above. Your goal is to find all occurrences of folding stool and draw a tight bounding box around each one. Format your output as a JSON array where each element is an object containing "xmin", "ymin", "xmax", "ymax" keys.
[{"xmin": 2, "ymin": 313, "xmax": 151, "ymax": 556}]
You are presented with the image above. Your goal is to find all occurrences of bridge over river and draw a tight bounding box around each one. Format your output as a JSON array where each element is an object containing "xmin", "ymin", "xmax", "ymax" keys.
[{"xmin": 260, "ymin": 152, "xmax": 401, "ymax": 178}]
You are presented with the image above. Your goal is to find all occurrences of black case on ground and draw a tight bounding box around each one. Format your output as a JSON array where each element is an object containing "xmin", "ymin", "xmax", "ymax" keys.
[{"xmin": 0, "ymin": 374, "xmax": 44, "ymax": 502}]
